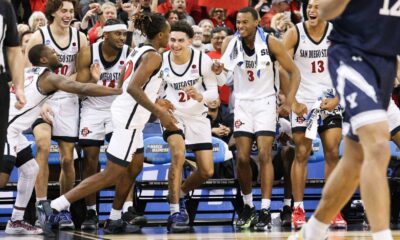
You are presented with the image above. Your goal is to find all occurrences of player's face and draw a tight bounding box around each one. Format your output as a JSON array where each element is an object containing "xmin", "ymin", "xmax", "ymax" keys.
[
  {"xmin": 169, "ymin": 31, "xmax": 192, "ymax": 57},
  {"xmin": 105, "ymin": 30, "xmax": 127, "ymax": 50},
  {"xmin": 307, "ymin": 0, "xmax": 320, "ymax": 26},
  {"xmin": 236, "ymin": 12, "xmax": 258, "ymax": 38},
  {"xmin": 45, "ymin": 47, "xmax": 63, "ymax": 70},
  {"xmin": 21, "ymin": 33, "xmax": 32, "ymax": 54},
  {"xmin": 52, "ymin": 1, "xmax": 74, "ymax": 28},
  {"xmin": 159, "ymin": 22, "xmax": 171, "ymax": 49}
]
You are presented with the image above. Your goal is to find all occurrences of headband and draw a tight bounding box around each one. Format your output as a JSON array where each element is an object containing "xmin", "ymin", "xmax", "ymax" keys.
[{"xmin": 103, "ymin": 24, "xmax": 127, "ymax": 32}]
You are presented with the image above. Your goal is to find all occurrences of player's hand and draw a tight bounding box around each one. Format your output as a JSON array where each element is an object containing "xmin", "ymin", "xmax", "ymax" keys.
[
  {"xmin": 156, "ymin": 99, "xmax": 175, "ymax": 112},
  {"xmin": 158, "ymin": 108, "xmax": 178, "ymax": 131},
  {"xmin": 40, "ymin": 103, "xmax": 54, "ymax": 124},
  {"xmin": 320, "ymin": 97, "xmax": 339, "ymax": 112},
  {"xmin": 219, "ymin": 124, "xmax": 231, "ymax": 136},
  {"xmin": 90, "ymin": 63, "xmax": 101, "ymax": 81},
  {"xmin": 292, "ymin": 102, "xmax": 308, "ymax": 117},
  {"xmin": 183, "ymin": 86, "xmax": 203, "ymax": 102},
  {"xmin": 278, "ymin": 102, "xmax": 291, "ymax": 117},
  {"xmin": 83, "ymin": 8, "xmax": 97, "ymax": 21},
  {"xmin": 212, "ymin": 127, "xmax": 225, "ymax": 137},
  {"xmin": 211, "ymin": 60, "xmax": 224, "ymax": 75},
  {"xmin": 14, "ymin": 87, "xmax": 27, "ymax": 110}
]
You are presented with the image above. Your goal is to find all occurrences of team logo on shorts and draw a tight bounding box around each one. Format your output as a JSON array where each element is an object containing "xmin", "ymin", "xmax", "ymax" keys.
[
  {"xmin": 81, "ymin": 127, "xmax": 92, "ymax": 137},
  {"xmin": 234, "ymin": 119, "xmax": 244, "ymax": 129},
  {"xmin": 296, "ymin": 117, "xmax": 306, "ymax": 124}
]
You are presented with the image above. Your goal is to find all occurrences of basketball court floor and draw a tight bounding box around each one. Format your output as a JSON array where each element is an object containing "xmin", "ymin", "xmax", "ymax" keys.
[{"xmin": 1, "ymin": 224, "xmax": 399, "ymax": 239}]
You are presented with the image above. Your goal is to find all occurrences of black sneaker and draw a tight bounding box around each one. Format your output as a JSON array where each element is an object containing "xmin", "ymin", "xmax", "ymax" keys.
[
  {"xmin": 81, "ymin": 209, "xmax": 99, "ymax": 230},
  {"xmin": 36, "ymin": 200, "xmax": 58, "ymax": 237},
  {"xmin": 121, "ymin": 207, "xmax": 147, "ymax": 226},
  {"xmin": 58, "ymin": 210, "xmax": 75, "ymax": 230},
  {"xmin": 280, "ymin": 205, "xmax": 292, "ymax": 227},
  {"xmin": 167, "ymin": 212, "xmax": 190, "ymax": 233},
  {"xmin": 236, "ymin": 205, "xmax": 257, "ymax": 229},
  {"xmin": 254, "ymin": 208, "xmax": 272, "ymax": 231},
  {"xmin": 103, "ymin": 219, "xmax": 141, "ymax": 234}
]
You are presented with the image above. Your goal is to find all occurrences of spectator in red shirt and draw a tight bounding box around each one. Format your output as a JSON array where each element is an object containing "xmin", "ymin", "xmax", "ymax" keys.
[
  {"xmin": 207, "ymin": 27, "xmax": 230, "ymax": 108},
  {"xmin": 157, "ymin": 0, "xmax": 202, "ymax": 23},
  {"xmin": 209, "ymin": 8, "xmax": 235, "ymax": 32}
]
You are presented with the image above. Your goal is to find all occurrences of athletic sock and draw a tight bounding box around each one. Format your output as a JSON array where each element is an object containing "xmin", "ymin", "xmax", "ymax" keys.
[
  {"xmin": 36, "ymin": 197, "xmax": 47, "ymax": 203},
  {"xmin": 261, "ymin": 199, "xmax": 271, "ymax": 210},
  {"xmin": 372, "ymin": 229, "xmax": 393, "ymax": 240},
  {"xmin": 50, "ymin": 195, "xmax": 70, "ymax": 212},
  {"xmin": 170, "ymin": 204, "xmax": 179, "ymax": 215},
  {"xmin": 243, "ymin": 193, "xmax": 254, "ymax": 208},
  {"xmin": 123, "ymin": 201, "xmax": 133, "ymax": 213},
  {"xmin": 283, "ymin": 198, "xmax": 292, "ymax": 207},
  {"xmin": 304, "ymin": 215, "xmax": 329, "ymax": 240},
  {"xmin": 86, "ymin": 205, "xmax": 96, "ymax": 213},
  {"xmin": 109, "ymin": 208, "xmax": 121, "ymax": 220},
  {"xmin": 11, "ymin": 208, "xmax": 25, "ymax": 221},
  {"xmin": 294, "ymin": 201, "xmax": 304, "ymax": 209}
]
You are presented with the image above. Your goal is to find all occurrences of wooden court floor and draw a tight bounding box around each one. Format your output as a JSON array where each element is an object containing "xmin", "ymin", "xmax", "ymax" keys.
[{"xmin": 1, "ymin": 225, "xmax": 400, "ymax": 240}]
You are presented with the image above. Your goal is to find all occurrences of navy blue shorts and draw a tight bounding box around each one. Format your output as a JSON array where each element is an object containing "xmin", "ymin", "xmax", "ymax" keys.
[{"xmin": 328, "ymin": 43, "xmax": 397, "ymax": 140}]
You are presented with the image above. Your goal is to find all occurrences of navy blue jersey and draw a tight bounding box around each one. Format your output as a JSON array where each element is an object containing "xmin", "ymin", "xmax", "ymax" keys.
[{"xmin": 329, "ymin": 0, "xmax": 400, "ymax": 57}]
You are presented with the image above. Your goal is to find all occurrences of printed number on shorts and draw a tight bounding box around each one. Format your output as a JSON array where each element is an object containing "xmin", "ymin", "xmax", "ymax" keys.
[
  {"xmin": 55, "ymin": 65, "xmax": 69, "ymax": 75},
  {"xmin": 178, "ymin": 90, "xmax": 190, "ymax": 102},
  {"xmin": 247, "ymin": 70, "xmax": 255, "ymax": 81},
  {"xmin": 311, "ymin": 60, "xmax": 325, "ymax": 73}
]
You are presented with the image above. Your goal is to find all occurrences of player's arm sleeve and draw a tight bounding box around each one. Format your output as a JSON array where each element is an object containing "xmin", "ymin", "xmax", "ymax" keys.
[
  {"xmin": 4, "ymin": 2, "xmax": 20, "ymax": 47},
  {"xmin": 201, "ymin": 55, "xmax": 219, "ymax": 102}
]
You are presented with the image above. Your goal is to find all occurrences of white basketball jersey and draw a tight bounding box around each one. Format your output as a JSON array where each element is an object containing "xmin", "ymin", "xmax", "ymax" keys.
[
  {"xmin": 81, "ymin": 41, "xmax": 130, "ymax": 110},
  {"xmin": 233, "ymin": 35, "xmax": 278, "ymax": 100},
  {"xmin": 111, "ymin": 45, "xmax": 163, "ymax": 129},
  {"xmin": 9, "ymin": 67, "xmax": 51, "ymax": 131},
  {"xmin": 294, "ymin": 22, "xmax": 333, "ymax": 102},
  {"xmin": 40, "ymin": 26, "xmax": 80, "ymax": 98},
  {"xmin": 161, "ymin": 48, "xmax": 212, "ymax": 116}
]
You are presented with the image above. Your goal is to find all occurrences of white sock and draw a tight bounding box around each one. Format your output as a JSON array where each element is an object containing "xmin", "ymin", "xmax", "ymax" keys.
[
  {"xmin": 36, "ymin": 197, "xmax": 47, "ymax": 202},
  {"xmin": 51, "ymin": 195, "xmax": 70, "ymax": 212},
  {"xmin": 109, "ymin": 208, "xmax": 121, "ymax": 220},
  {"xmin": 11, "ymin": 208, "xmax": 25, "ymax": 221},
  {"xmin": 261, "ymin": 199, "xmax": 271, "ymax": 210},
  {"xmin": 180, "ymin": 189, "xmax": 187, "ymax": 198},
  {"xmin": 123, "ymin": 201, "xmax": 133, "ymax": 213},
  {"xmin": 372, "ymin": 229, "xmax": 393, "ymax": 240},
  {"xmin": 15, "ymin": 160, "xmax": 39, "ymax": 211},
  {"xmin": 170, "ymin": 204, "xmax": 179, "ymax": 215},
  {"xmin": 304, "ymin": 215, "xmax": 329, "ymax": 240},
  {"xmin": 242, "ymin": 193, "xmax": 254, "ymax": 208},
  {"xmin": 283, "ymin": 198, "xmax": 291, "ymax": 207},
  {"xmin": 294, "ymin": 201, "xmax": 304, "ymax": 209},
  {"xmin": 86, "ymin": 205, "xmax": 96, "ymax": 213}
]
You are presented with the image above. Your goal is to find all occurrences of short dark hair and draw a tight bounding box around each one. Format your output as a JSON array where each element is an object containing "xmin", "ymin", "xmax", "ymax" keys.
[
  {"xmin": 210, "ymin": 27, "xmax": 229, "ymax": 39},
  {"xmin": 164, "ymin": 10, "xmax": 179, "ymax": 19},
  {"xmin": 133, "ymin": 12, "xmax": 168, "ymax": 40},
  {"xmin": 104, "ymin": 18, "xmax": 123, "ymax": 27},
  {"xmin": 45, "ymin": 0, "xmax": 77, "ymax": 23},
  {"xmin": 170, "ymin": 20, "xmax": 194, "ymax": 38},
  {"xmin": 20, "ymin": 30, "xmax": 34, "ymax": 45},
  {"xmin": 238, "ymin": 7, "xmax": 259, "ymax": 20},
  {"xmin": 28, "ymin": 44, "xmax": 48, "ymax": 66}
]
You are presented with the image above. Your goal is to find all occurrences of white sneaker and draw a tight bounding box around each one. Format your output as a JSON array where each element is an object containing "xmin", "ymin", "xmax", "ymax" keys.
[{"xmin": 5, "ymin": 220, "xmax": 43, "ymax": 235}]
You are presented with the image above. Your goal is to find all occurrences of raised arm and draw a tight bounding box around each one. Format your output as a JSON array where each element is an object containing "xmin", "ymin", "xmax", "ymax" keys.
[{"xmin": 318, "ymin": 0, "xmax": 350, "ymax": 20}]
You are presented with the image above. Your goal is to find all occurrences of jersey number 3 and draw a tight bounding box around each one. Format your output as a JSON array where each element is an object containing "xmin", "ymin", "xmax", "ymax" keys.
[
  {"xmin": 311, "ymin": 60, "xmax": 324, "ymax": 73},
  {"xmin": 247, "ymin": 70, "xmax": 255, "ymax": 81}
]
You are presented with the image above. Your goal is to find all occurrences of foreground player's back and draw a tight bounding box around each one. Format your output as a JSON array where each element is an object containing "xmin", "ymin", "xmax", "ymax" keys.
[{"xmin": 329, "ymin": 0, "xmax": 400, "ymax": 57}]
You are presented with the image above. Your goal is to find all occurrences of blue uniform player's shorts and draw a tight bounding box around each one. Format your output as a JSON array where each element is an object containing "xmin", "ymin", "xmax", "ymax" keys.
[{"xmin": 328, "ymin": 43, "xmax": 397, "ymax": 140}]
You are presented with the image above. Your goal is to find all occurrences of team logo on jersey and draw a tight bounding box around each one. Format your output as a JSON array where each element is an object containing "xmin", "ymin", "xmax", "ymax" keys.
[
  {"xmin": 72, "ymin": 42, "xmax": 78, "ymax": 51},
  {"xmin": 300, "ymin": 34, "xmax": 306, "ymax": 43},
  {"xmin": 81, "ymin": 127, "xmax": 92, "ymax": 137},
  {"xmin": 163, "ymin": 68, "xmax": 170, "ymax": 77},
  {"xmin": 45, "ymin": 40, "xmax": 51, "ymax": 45},
  {"xmin": 191, "ymin": 64, "xmax": 198, "ymax": 74},
  {"xmin": 119, "ymin": 60, "xmax": 125, "ymax": 69},
  {"xmin": 296, "ymin": 116, "xmax": 306, "ymax": 124},
  {"xmin": 234, "ymin": 119, "xmax": 244, "ymax": 129}
]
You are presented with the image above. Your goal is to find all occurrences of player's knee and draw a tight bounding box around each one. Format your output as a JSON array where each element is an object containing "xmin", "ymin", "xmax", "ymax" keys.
[
  {"xmin": 258, "ymin": 149, "xmax": 272, "ymax": 164},
  {"xmin": 20, "ymin": 160, "xmax": 40, "ymax": 179},
  {"xmin": 236, "ymin": 154, "xmax": 251, "ymax": 166},
  {"xmin": 294, "ymin": 145, "xmax": 311, "ymax": 163},
  {"xmin": 60, "ymin": 157, "xmax": 74, "ymax": 170},
  {"xmin": 171, "ymin": 150, "xmax": 185, "ymax": 163},
  {"xmin": 324, "ymin": 148, "xmax": 339, "ymax": 164},
  {"xmin": 199, "ymin": 167, "xmax": 214, "ymax": 179},
  {"xmin": 365, "ymin": 140, "xmax": 390, "ymax": 162},
  {"xmin": 35, "ymin": 139, "xmax": 51, "ymax": 155}
]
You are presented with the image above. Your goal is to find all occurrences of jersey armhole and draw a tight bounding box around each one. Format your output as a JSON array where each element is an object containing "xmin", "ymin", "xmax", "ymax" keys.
[
  {"xmin": 90, "ymin": 45, "xmax": 94, "ymax": 65},
  {"xmin": 77, "ymin": 28, "xmax": 81, "ymax": 50},
  {"xmin": 265, "ymin": 34, "xmax": 277, "ymax": 62},
  {"xmin": 199, "ymin": 51, "xmax": 203, "ymax": 77},
  {"xmin": 39, "ymin": 28, "xmax": 45, "ymax": 44},
  {"xmin": 293, "ymin": 25, "xmax": 300, "ymax": 58}
]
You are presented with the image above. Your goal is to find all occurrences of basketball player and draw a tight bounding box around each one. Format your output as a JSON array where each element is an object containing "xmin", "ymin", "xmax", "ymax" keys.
[
  {"xmin": 289, "ymin": 0, "xmax": 400, "ymax": 239},
  {"xmin": 76, "ymin": 19, "xmax": 130, "ymax": 230},
  {"xmin": 25, "ymin": 0, "xmax": 88, "ymax": 229},
  {"xmin": 36, "ymin": 12, "xmax": 177, "ymax": 236},
  {"xmin": 1, "ymin": 44, "xmax": 121, "ymax": 235},
  {"xmin": 283, "ymin": 0, "xmax": 345, "ymax": 229},
  {"xmin": 160, "ymin": 20, "xmax": 224, "ymax": 233},
  {"xmin": 220, "ymin": 7, "xmax": 300, "ymax": 231}
]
